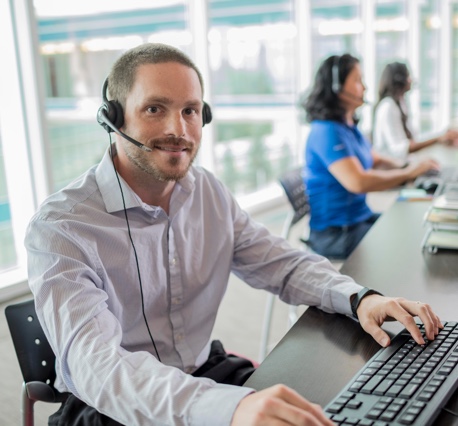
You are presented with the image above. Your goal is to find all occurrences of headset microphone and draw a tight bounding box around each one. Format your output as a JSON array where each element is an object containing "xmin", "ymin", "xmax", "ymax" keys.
[
  {"xmin": 339, "ymin": 90, "xmax": 370, "ymax": 105},
  {"xmin": 97, "ymin": 79, "xmax": 152, "ymax": 152}
]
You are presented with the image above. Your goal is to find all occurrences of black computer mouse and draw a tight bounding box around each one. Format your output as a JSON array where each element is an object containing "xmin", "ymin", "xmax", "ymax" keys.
[{"xmin": 421, "ymin": 177, "xmax": 441, "ymax": 194}]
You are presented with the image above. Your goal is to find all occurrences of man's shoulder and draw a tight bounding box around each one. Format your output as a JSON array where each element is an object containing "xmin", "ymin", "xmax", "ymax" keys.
[{"xmin": 32, "ymin": 166, "xmax": 101, "ymax": 223}]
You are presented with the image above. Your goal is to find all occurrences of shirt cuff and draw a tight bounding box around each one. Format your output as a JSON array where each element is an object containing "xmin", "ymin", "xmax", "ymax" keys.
[
  {"xmin": 329, "ymin": 281, "xmax": 364, "ymax": 316},
  {"xmin": 189, "ymin": 383, "xmax": 254, "ymax": 426}
]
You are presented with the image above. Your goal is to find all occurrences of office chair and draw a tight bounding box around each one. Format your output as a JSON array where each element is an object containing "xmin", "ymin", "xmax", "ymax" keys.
[
  {"xmin": 5, "ymin": 299, "xmax": 69, "ymax": 426},
  {"xmin": 259, "ymin": 167, "xmax": 311, "ymax": 361}
]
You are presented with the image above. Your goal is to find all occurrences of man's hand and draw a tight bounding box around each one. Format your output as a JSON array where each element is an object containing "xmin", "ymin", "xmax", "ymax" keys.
[
  {"xmin": 231, "ymin": 384, "xmax": 334, "ymax": 425},
  {"xmin": 356, "ymin": 295, "xmax": 443, "ymax": 347}
]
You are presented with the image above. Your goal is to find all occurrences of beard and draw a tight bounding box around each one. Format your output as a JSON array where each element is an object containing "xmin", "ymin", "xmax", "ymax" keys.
[{"xmin": 123, "ymin": 136, "xmax": 200, "ymax": 182}]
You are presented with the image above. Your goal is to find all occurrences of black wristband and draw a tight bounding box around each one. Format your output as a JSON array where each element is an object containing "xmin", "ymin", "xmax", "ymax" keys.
[{"xmin": 351, "ymin": 287, "xmax": 383, "ymax": 319}]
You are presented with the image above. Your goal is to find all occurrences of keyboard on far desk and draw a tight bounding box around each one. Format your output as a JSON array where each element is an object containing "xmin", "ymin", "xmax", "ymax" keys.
[
  {"xmin": 414, "ymin": 166, "xmax": 458, "ymax": 195},
  {"xmin": 324, "ymin": 322, "xmax": 458, "ymax": 425}
]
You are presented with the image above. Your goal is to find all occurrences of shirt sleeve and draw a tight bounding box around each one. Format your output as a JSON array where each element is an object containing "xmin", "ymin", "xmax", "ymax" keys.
[
  {"xmin": 25, "ymin": 217, "xmax": 253, "ymax": 426},
  {"xmin": 374, "ymin": 99, "xmax": 410, "ymax": 160},
  {"xmin": 311, "ymin": 122, "xmax": 356, "ymax": 168},
  {"xmin": 228, "ymin": 193, "xmax": 363, "ymax": 316}
]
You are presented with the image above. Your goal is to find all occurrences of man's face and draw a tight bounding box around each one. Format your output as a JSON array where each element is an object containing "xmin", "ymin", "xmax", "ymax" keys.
[{"xmin": 120, "ymin": 62, "xmax": 204, "ymax": 182}]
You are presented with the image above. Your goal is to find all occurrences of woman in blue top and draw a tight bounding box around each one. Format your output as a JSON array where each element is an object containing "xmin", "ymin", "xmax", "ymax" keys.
[{"xmin": 302, "ymin": 54, "xmax": 439, "ymax": 259}]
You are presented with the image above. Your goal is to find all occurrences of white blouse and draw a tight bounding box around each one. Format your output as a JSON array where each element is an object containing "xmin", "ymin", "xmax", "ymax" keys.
[{"xmin": 373, "ymin": 96, "xmax": 414, "ymax": 160}]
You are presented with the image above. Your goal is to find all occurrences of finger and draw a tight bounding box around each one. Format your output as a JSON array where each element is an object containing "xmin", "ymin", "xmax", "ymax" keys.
[
  {"xmin": 361, "ymin": 318, "xmax": 391, "ymax": 347},
  {"xmin": 264, "ymin": 398, "xmax": 334, "ymax": 426},
  {"xmin": 403, "ymin": 301, "xmax": 443, "ymax": 340},
  {"xmin": 383, "ymin": 300, "xmax": 427, "ymax": 345},
  {"xmin": 268, "ymin": 386, "xmax": 334, "ymax": 425},
  {"xmin": 367, "ymin": 298, "xmax": 426, "ymax": 345}
]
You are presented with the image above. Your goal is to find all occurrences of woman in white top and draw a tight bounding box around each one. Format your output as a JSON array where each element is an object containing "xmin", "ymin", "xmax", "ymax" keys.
[{"xmin": 373, "ymin": 62, "xmax": 458, "ymax": 161}]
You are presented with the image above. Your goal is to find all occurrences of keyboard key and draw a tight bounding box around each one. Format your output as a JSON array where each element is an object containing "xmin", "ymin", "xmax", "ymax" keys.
[
  {"xmin": 405, "ymin": 407, "xmax": 422, "ymax": 416},
  {"xmin": 380, "ymin": 411, "xmax": 397, "ymax": 421},
  {"xmin": 376, "ymin": 340, "xmax": 405, "ymax": 362},
  {"xmin": 358, "ymin": 420, "xmax": 374, "ymax": 426},
  {"xmin": 349, "ymin": 381, "xmax": 364, "ymax": 392},
  {"xmin": 399, "ymin": 413, "xmax": 417, "ymax": 424},
  {"xmin": 410, "ymin": 401, "xmax": 426, "ymax": 409},
  {"xmin": 373, "ymin": 401, "xmax": 390, "ymax": 410},
  {"xmin": 326, "ymin": 403, "xmax": 344, "ymax": 414},
  {"xmin": 385, "ymin": 384, "xmax": 404, "ymax": 397},
  {"xmin": 345, "ymin": 400, "xmax": 362, "ymax": 409},
  {"xmin": 366, "ymin": 408, "xmax": 383, "ymax": 419},
  {"xmin": 361, "ymin": 376, "xmax": 384, "ymax": 394},
  {"xmin": 418, "ymin": 391, "xmax": 434, "ymax": 401},
  {"xmin": 329, "ymin": 414, "xmax": 346, "ymax": 423},
  {"xmin": 399, "ymin": 384, "xmax": 419, "ymax": 398},
  {"xmin": 373, "ymin": 379, "xmax": 394, "ymax": 396}
]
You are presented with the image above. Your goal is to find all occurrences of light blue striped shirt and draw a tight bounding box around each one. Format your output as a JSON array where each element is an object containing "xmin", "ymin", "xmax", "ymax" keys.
[{"xmin": 25, "ymin": 145, "xmax": 362, "ymax": 425}]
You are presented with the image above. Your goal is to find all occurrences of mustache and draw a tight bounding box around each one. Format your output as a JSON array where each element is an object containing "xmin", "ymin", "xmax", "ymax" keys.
[{"xmin": 151, "ymin": 137, "xmax": 193, "ymax": 149}]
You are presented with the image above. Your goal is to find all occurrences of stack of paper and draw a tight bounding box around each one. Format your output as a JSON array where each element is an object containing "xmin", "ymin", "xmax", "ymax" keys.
[{"xmin": 422, "ymin": 193, "xmax": 458, "ymax": 253}]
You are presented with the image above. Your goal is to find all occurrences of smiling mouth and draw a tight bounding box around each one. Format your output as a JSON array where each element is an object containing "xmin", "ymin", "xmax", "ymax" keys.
[{"xmin": 155, "ymin": 146, "xmax": 187, "ymax": 152}]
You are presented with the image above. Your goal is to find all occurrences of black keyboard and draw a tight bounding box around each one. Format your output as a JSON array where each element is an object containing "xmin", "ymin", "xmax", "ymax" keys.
[{"xmin": 324, "ymin": 322, "xmax": 458, "ymax": 425}]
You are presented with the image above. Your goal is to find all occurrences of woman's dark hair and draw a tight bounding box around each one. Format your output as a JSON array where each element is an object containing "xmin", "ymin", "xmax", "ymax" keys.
[
  {"xmin": 301, "ymin": 53, "xmax": 360, "ymax": 123},
  {"xmin": 375, "ymin": 62, "xmax": 412, "ymax": 139}
]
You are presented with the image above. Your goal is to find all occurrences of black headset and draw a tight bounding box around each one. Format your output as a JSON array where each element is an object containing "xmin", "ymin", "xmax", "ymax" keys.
[
  {"xmin": 331, "ymin": 55, "xmax": 341, "ymax": 94},
  {"xmin": 386, "ymin": 63, "xmax": 406, "ymax": 85},
  {"xmin": 97, "ymin": 77, "xmax": 212, "ymax": 151}
]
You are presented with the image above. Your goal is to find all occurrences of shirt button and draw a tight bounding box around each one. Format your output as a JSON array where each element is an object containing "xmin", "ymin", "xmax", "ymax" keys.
[
  {"xmin": 176, "ymin": 333, "xmax": 184, "ymax": 342},
  {"xmin": 171, "ymin": 258, "xmax": 177, "ymax": 265}
]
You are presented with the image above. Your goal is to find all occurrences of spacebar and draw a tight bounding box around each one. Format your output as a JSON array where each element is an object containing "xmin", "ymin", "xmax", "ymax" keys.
[{"xmin": 375, "ymin": 333, "xmax": 410, "ymax": 362}]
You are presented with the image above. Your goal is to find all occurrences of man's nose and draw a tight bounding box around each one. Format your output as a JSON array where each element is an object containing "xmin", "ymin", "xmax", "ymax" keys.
[{"xmin": 164, "ymin": 111, "xmax": 185, "ymax": 137}]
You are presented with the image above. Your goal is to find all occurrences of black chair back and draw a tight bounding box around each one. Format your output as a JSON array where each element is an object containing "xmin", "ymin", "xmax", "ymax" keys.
[
  {"xmin": 278, "ymin": 167, "xmax": 310, "ymax": 227},
  {"xmin": 5, "ymin": 299, "xmax": 57, "ymax": 387}
]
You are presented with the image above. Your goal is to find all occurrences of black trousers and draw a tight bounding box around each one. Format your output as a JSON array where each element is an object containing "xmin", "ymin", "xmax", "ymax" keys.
[{"xmin": 48, "ymin": 340, "xmax": 256, "ymax": 426}]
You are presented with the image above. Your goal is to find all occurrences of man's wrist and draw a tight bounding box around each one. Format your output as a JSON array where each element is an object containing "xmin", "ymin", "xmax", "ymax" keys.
[{"xmin": 351, "ymin": 287, "xmax": 383, "ymax": 319}]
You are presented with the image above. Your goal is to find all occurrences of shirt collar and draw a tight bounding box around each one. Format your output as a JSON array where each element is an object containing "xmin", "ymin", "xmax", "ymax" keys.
[{"xmin": 96, "ymin": 144, "xmax": 195, "ymax": 214}]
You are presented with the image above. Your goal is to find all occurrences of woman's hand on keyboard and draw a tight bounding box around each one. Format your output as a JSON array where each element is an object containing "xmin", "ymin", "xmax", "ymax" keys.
[
  {"xmin": 356, "ymin": 295, "xmax": 443, "ymax": 347},
  {"xmin": 231, "ymin": 384, "xmax": 335, "ymax": 426}
]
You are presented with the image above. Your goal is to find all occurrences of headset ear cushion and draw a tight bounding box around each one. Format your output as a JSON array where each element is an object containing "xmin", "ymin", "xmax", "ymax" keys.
[
  {"xmin": 202, "ymin": 102, "xmax": 212, "ymax": 127},
  {"xmin": 97, "ymin": 100, "xmax": 124, "ymax": 133},
  {"xmin": 109, "ymin": 100, "xmax": 124, "ymax": 129},
  {"xmin": 97, "ymin": 104, "xmax": 111, "ymax": 133}
]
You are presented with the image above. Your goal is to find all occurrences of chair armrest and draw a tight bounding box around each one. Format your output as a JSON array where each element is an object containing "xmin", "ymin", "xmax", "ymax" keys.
[{"xmin": 26, "ymin": 381, "xmax": 69, "ymax": 403}]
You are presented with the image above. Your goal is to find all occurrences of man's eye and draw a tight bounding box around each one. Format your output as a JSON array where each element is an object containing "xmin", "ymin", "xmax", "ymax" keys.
[
  {"xmin": 147, "ymin": 106, "xmax": 158, "ymax": 113},
  {"xmin": 184, "ymin": 108, "xmax": 196, "ymax": 116}
]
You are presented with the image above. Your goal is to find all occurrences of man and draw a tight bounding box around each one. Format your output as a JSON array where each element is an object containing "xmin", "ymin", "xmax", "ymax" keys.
[{"xmin": 25, "ymin": 43, "xmax": 442, "ymax": 426}]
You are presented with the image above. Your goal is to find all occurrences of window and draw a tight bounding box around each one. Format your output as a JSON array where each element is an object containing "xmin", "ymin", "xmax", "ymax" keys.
[
  {"xmin": 309, "ymin": 0, "xmax": 363, "ymax": 70},
  {"xmin": 419, "ymin": 0, "xmax": 444, "ymax": 134},
  {"xmin": 208, "ymin": 0, "xmax": 298, "ymax": 194},
  {"xmin": 374, "ymin": 1, "xmax": 409, "ymax": 85},
  {"xmin": 1, "ymin": 0, "xmax": 458, "ymax": 290},
  {"xmin": 0, "ymin": 136, "xmax": 16, "ymax": 270},
  {"xmin": 36, "ymin": 1, "xmax": 192, "ymax": 192}
]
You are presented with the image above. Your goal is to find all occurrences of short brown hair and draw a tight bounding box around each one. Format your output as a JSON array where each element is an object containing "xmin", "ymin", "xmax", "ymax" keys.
[{"xmin": 107, "ymin": 43, "xmax": 204, "ymax": 108}]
